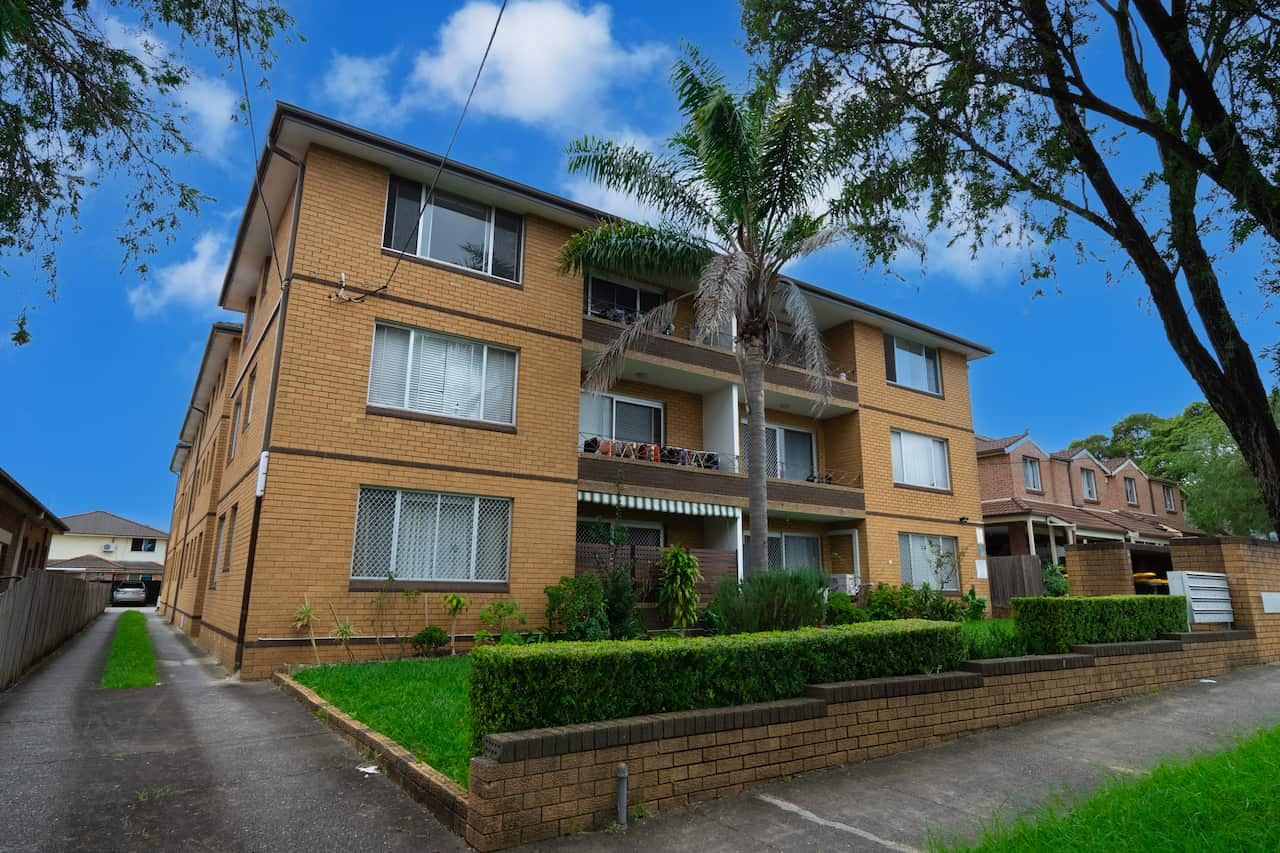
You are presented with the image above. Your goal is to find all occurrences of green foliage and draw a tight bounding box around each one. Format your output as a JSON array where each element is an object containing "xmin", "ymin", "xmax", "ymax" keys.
[
  {"xmin": 584, "ymin": 508, "xmax": 643, "ymax": 640},
  {"xmin": 656, "ymin": 545, "xmax": 703, "ymax": 631},
  {"xmin": 825, "ymin": 590, "xmax": 869, "ymax": 625},
  {"xmin": 1012, "ymin": 596, "xmax": 1187, "ymax": 655},
  {"xmin": 866, "ymin": 583, "xmax": 964, "ymax": 622},
  {"xmin": 706, "ymin": 570, "xmax": 829, "ymax": 633},
  {"xmin": 410, "ymin": 626, "xmax": 449, "ymax": 655},
  {"xmin": 478, "ymin": 599, "xmax": 526, "ymax": 637},
  {"xmin": 101, "ymin": 611, "xmax": 157, "ymax": 689},
  {"xmin": 544, "ymin": 574, "xmax": 610, "ymax": 641},
  {"xmin": 1042, "ymin": 564, "xmax": 1069, "ymax": 597},
  {"xmin": 295, "ymin": 657, "xmax": 473, "ymax": 787},
  {"xmin": 468, "ymin": 619, "xmax": 966, "ymax": 748},
  {"xmin": 961, "ymin": 619, "xmax": 1027, "ymax": 660},
  {"xmin": 961, "ymin": 587, "xmax": 988, "ymax": 622},
  {"xmin": 946, "ymin": 723, "xmax": 1280, "ymax": 851}
]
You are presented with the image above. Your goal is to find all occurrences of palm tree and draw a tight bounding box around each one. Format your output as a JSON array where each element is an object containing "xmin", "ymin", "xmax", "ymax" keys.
[{"xmin": 560, "ymin": 48, "xmax": 858, "ymax": 575}]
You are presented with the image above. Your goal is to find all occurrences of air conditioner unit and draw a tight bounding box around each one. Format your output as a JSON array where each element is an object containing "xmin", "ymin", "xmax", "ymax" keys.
[{"xmin": 102, "ymin": 543, "xmax": 117, "ymax": 553}]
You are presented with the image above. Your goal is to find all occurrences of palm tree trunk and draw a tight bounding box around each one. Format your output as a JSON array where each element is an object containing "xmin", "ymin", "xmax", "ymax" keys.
[{"xmin": 741, "ymin": 340, "xmax": 770, "ymax": 574}]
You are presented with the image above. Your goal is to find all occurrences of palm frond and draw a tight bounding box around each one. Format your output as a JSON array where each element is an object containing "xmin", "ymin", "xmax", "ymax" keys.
[
  {"xmin": 559, "ymin": 220, "xmax": 710, "ymax": 279},
  {"xmin": 778, "ymin": 278, "xmax": 832, "ymax": 405},
  {"xmin": 692, "ymin": 250, "xmax": 749, "ymax": 346},
  {"xmin": 670, "ymin": 44, "xmax": 728, "ymax": 123},
  {"xmin": 759, "ymin": 85, "xmax": 835, "ymax": 224},
  {"xmin": 564, "ymin": 136, "xmax": 716, "ymax": 231},
  {"xmin": 583, "ymin": 298, "xmax": 681, "ymax": 395},
  {"xmin": 694, "ymin": 88, "xmax": 757, "ymax": 231},
  {"xmin": 773, "ymin": 213, "xmax": 856, "ymax": 263}
]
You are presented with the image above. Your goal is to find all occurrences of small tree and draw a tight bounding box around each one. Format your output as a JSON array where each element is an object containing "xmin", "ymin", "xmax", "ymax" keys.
[
  {"xmin": 292, "ymin": 597, "xmax": 319, "ymax": 665},
  {"xmin": 656, "ymin": 545, "xmax": 703, "ymax": 633},
  {"xmin": 442, "ymin": 593, "xmax": 470, "ymax": 655},
  {"xmin": 328, "ymin": 603, "xmax": 355, "ymax": 663}
]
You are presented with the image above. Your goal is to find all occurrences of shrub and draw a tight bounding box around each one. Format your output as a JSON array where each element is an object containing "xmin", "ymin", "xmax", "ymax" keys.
[
  {"xmin": 1042, "ymin": 563, "xmax": 1069, "ymax": 597},
  {"xmin": 478, "ymin": 599, "xmax": 526, "ymax": 644},
  {"xmin": 601, "ymin": 563, "xmax": 641, "ymax": 639},
  {"xmin": 962, "ymin": 619, "xmax": 1026, "ymax": 659},
  {"xmin": 826, "ymin": 590, "xmax": 869, "ymax": 625},
  {"xmin": 961, "ymin": 587, "xmax": 988, "ymax": 622},
  {"xmin": 410, "ymin": 625, "xmax": 449, "ymax": 654},
  {"xmin": 469, "ymin": 619, "xmax": 966, "ymax": 747},
  {"xmin": 544, "ymin": 574, "xmax": 610, "ymax": 641},
  {"xmin": 706, "ymin": 570, "xmax": 830, "ymax": 633},
  {"xmin": 866, "ymin": 582, "xmax": 964, "ymax": 622},
  {"xmin": 656, "ymin": 545, "xmax": 703, "ymax": 631},
  {"xmin": 1012, "ymin": 595, "xmax": 1187, "ymax": 654}
]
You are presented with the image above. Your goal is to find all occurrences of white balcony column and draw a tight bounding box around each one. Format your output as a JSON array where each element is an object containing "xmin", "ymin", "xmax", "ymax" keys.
[{"xmin": 702, "ymin": 384, "xmax": 740, "ymax": 473}]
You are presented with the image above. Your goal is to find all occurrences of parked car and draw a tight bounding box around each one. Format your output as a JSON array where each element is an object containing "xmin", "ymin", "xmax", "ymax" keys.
[{"xmin": 112, "ymin": 582, "xmax": 147, "ymax": 606}]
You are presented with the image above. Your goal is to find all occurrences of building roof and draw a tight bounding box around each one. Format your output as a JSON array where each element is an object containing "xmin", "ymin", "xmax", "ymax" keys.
[
  {"xmin": 0, "ymin": 467, "xmax": 67, "ymax": 532},
  {"xmin": 982, "ymin": 496, "xmax": 1201, "ymax": 541},
  {"xmin": 60, "ymin": 511, "xmax": 167, "ymax": 539},
  {"xmin": 46, "ymin": 554, "xmax": 164, "ymax": 573},
  {"xmin": 975, "ymin": 432, "xmax": 1030, "ymax": 455}
]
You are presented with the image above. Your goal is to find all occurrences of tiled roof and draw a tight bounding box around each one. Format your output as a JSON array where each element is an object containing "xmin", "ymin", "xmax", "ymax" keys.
[
  {"xmin": 981, "ymin": 497, "xmax": 1177, "ymax": 537},
  {"xmin": 1116, "ymin": 509, "xmax": 1204, "ymax": 537},
  {"xmin": 46, "ymin": 555, "xmax": 164, "ymax": 572},
  {"xmin": 60, "ymin": 510, "xmax": 167, "ymax": 538},
  {"xmin": 975, "ymin": 432, "xmax": 1029, "ymax": 454}
]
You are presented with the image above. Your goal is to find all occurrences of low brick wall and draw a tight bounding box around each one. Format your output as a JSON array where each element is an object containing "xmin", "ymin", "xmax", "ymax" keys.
[
  {"xmin": 1064, "ymin": 541, "xmax": 1136, "ymax": 596},
  {"xmin": 277, "ymin": 629, "xmax": 1265, "ymax": 851}
]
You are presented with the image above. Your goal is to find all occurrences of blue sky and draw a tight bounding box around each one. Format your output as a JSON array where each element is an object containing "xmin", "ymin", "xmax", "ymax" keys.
[{"xmin": 1, "ymin": 0, "xmax": 1274, "ymax": 529}]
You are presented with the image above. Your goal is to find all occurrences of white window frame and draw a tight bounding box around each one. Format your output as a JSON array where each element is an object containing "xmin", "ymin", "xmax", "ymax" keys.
[
  {"xmin": 1081, "ymin": 468, "xmax": 1098, "ymax": 501},
  {"xmin": 368, "ymin": 322, "xmax": 520, "ymax": 427},
  {"xmin": 891, "ymin": 428, "xmax": 951, "ymax": 490},
  {"xmin": 581, "ymin": 391, "xmax": 664, "ymax": 445},
  {"xmin": 228, "ymin": 396, "xmax": 242, "ymax": 461},
  {"xmin": 745, "ymin": 532, "xmax": 823, "ymax": 572},
  {"xmin": 575, "ymin": 517, "xmax": 665, "ymax": 547},
  {"xmin": 1023, "ymin": 456, "xmax": 1042, "ymax": 491},
  {"xmin": 740, "ymin": 420, "xmax": 818, "ymax": 481},
  {"xmin": 584, "ymin": 275, "xmax": 665, "ymax": 322},
  {"xmin": 886, "ymin": 334, "xmax": 942, "ymax": 395},
  {"xmin": 350, "ymin": 486, "xmax": 513, "ymax": 583},
  {"xmin": 1124, "ymin": 476, "xmax": 1139, "ymax": 505},
  {"xmin": 1163, "ymin": 484, "xmax": 1177, "ymax": 511},
  {"xmin": 382, "ymin": 179, "xmax": 524, "ymax": 283},
  {"xmin": 898, "ymin": 532, "xmax": 960, "ymax": 591},
  {"xmin": 244, "ymin": 367, "xmax": 256, "ymax": 430}
]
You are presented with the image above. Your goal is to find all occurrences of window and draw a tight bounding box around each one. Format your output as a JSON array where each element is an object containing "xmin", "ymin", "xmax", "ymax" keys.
[
  {"xmin": 1081, "ymin": 468, "xmax": 1098, "ymax": 501},
  {"xmin": 575, "ymin": 519, "xmax": 663, "ymax": 547},
  {"xmin": 891, "ymin": 429, "xmax": 951, "ymax": 490},
  {"xmin": 351, "ymin": 486, "xmax": 512, "ymax": 582},
  {"xmin": 884, "ymin": 334, "xmax": 941, "ymax": 394},
  {"xmin": 368, "ymin": 323, "xmax": 518, "ymax": 426},
  {"xmin": 741, "ymin": 422, "xmax": 816, "ymax": 481},
  {"xmin": 244, "ymin": 368, "xmax": 256, "ymax": 430},
  {"xmin": 383, "ymin": 176, "xmax": 523, "ymax": 283},
  {"xmin": 580, "ymin": 392, "xmax": 663, "ymax": 445},
  {"xmin": 584, "ymin": 277, "xmax": 663, "ymax": 324},
  {"xmin": 744, "ymin": 533, "xmax": 822, "ymax": 573},
  {"xmin": 1124, "ymin": 476, "xmax": 1139, "ymax": 505},
  {"xmin": 245, "ymin": 297, "xmax": 256, "ymax": 339},
  {"xmin": 1023, "ymin": 456, "xmax": 1042, "ymax": 491},
  {"xmin": 228, "ymin": 395, "xmax": 242, "ymax": 461},
  {"xmin": 222, "ymin": 505, "xmax": 237, "ymax": 572},
  {"xmin": 211, "ymin": 515, "xmax": 225, "ymax": 587},
  {"xmin": 899, "ymin": 533, "xmax": 960, "ymax": 591},
  {"xmin": 131, "ymin": 538, "xmax": 157, "ymax": 553},
  {"xmin": 1163, "ymin": 484, "xmax": 1177, "ymax": 511}
]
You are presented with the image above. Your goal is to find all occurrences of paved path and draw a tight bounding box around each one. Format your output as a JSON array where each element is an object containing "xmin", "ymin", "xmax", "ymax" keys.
[
  {"xmin": 528, "ymin": 662, "xmax": 1280, "ymax": 852},
  {"xmin": 0, "ymin": 608, "xmax": 466, "ymax": 853}
]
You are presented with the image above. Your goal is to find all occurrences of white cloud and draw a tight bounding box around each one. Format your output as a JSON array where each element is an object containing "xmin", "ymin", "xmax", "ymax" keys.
[
  {"xmin": 560, "ymin": 176, "xmax": 661, "ymax": 224},
  {"xmin": 323, "ymin": 1, "xmax": 670, "ymax": 134},
  {"xmin": 128, "ymin": 233, "xmax": 229, "ymax": 317},
  {"xmin": 892, "ymin": 185, "xmax": 1028, "ymax": 289}
]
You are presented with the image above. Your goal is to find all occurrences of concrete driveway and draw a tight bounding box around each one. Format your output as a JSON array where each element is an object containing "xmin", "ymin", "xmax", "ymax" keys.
[{"xmin": 0, "ymin": 608, "xmax": 466, "ymax": 852}]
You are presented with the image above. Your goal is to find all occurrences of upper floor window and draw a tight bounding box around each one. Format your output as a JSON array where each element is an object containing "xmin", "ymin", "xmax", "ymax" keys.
[
  {"xmin": 130, "ymin": 538, "xmax": 157, "ymax": 553},
  {"xmin": 1124, "ymin": 476, "xmax": 1139, "ymax": 505},
  {"xmin": 1081, "ymin": 468, "xmax": 1098, "ymax": 501},
  {"xmin": 884, "ymin": 334, "xmax": 941, "ymax": 395},
  {"xmin": 244, "ymin": 368, "xmax": 257, "ymax": 430},
  {"xmin": 368, "ymin": 323, "xmax": 518, "ymax": 426},
  {"xmin": 580, "ymin": 392, "xmax": 662, "ymax": 445},
  {"xmin": 740, "ymin": 422, "xmax": 816, "ymax": 481},
  {"xmin": 1023, "ymin": 456, "xmax": 1042, "ymax": 491},
  {"xmin": 383, "ymin": 176, "xmax": 523, "ymax": 283},
  {"xmin": 228, "ymin": 395, "xmax": 242, "ymax": 461},
  {"xmin": 585, "ymin": 277, "xmax": 662, "ymax": 325},
  {"xmin": 892, "ymin": 429, "xmax": 950, "ymax": 490},
  {"xmin": 1163, "ymin": 484, "xmax": 1177, "ymax": 511}
]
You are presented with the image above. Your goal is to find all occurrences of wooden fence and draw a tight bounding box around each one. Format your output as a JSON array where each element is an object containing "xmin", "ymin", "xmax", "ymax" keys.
[
  {"xmin": 0, "ymin": 571, "xmax": 110, "ymax": 690},
  {"xmin": 575, "ymin": 543, "xmax": 738, "ymax": 602},
  {"xmin": 987, "ymin": 554, "xmax": 1045, "ymax": 616}
]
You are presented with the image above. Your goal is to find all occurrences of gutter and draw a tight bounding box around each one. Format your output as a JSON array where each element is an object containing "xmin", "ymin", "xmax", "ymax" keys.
[{"xmin": 235, "ymin": 143, "xmax": 305, "ymax": 672}]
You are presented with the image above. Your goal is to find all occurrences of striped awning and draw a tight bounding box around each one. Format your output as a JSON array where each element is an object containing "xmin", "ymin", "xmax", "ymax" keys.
[{"xmin": 577, "ymin": 490, "xmax": 740, "ymax": 518}]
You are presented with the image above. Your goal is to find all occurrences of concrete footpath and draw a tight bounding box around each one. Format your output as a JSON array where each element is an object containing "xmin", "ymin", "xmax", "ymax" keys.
[
  {"xmin": 528, "ymin": 662, "xmax": 1280, "ymax": 852},
  {"xmin": 0, "ymin": 608, "xmax": 466, "ymax": 852}
]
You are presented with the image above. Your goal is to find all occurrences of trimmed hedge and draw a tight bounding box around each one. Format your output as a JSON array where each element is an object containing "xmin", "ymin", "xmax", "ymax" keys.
[
  {"xmin": 1012, "ymin": 595, "xmax": 1186, "ymax": 654},
  {"xmin": 469, "ymin": 619, "xmax": 965, "ymax": 748}
]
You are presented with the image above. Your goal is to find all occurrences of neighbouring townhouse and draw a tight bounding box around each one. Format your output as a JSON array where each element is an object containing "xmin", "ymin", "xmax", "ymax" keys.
[
  {"xmin": 977, "ymin": 432, "xmax": 1201, "ymax": 570},
  {"xmin": 45, "ymin": 510, "xmax": 168, "ymax": 599},
  {"xmin": 157, "ymin": 104, "xmax": 993, "ymax": 677},
  {"xmin": 0, "ymin": 467, "xmax": 66, "ymax": 593}
]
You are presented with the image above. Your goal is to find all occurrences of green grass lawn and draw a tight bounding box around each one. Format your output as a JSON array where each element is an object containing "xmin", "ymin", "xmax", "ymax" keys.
[
  {"xmin": 941, "ymin": 723, "xmax": 1280, "ymax": 851},
  {"xmin": 294, "ymin": 656, "xmax": 473, "ymax": 787},
  {"xmin": 962, "ymin": 618, "xmax": 1025, "ymax": 660},
  {"xmin": 100, "ymin": 610, "xmax": 157, "ymax": 689}
]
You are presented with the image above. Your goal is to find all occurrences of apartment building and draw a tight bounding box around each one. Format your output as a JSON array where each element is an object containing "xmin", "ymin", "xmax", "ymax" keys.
[
  {"xmin": 977, "ymin": 432, "xmax": 1200, "ymax": 565},
  {"xmin": 157, "ymin": 104, "xmax": 993, "ymax": 677}
]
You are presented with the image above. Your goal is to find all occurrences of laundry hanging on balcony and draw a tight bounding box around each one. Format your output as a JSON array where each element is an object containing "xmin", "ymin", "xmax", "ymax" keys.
[{"xmin": 576, "ymin": 490, "xmax": 740, "ymax": 518}]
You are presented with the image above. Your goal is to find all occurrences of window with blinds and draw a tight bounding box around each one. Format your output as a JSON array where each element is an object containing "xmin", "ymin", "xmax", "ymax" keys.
[
  {"xmin": 891, "ymin": 429, "xmax": 951, "ymax": 490},
  {"xmin": 368, "ymin": 323, "xmax": 517, "ymax": 425},
  {"xmin": 898, "ymin": 532, "xmax": 959, "ymax": 590},
  {"xmin": 743, "ymin": 533, "xmax": 822, "ymax": 573},
  {"xmin": 350, "ymin": 486, "xmax": 512, "ymax": 582}
]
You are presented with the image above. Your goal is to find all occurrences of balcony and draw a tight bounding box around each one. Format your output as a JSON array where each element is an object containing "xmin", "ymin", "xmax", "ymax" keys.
[{"xmin": 581, "ymin": 314, "xmax": 859, "ymax": 414}]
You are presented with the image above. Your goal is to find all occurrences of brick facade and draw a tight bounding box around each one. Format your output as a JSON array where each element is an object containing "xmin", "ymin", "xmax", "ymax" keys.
[{"xmin": 1063, "ymin": 542, "xmax": 1137, "ymax": 596}]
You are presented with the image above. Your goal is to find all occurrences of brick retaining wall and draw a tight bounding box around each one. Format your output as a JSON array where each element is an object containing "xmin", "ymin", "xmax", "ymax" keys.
[{"xmin": 277, "ymin": 629, "xmax": 1264, "ymax": 851}]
